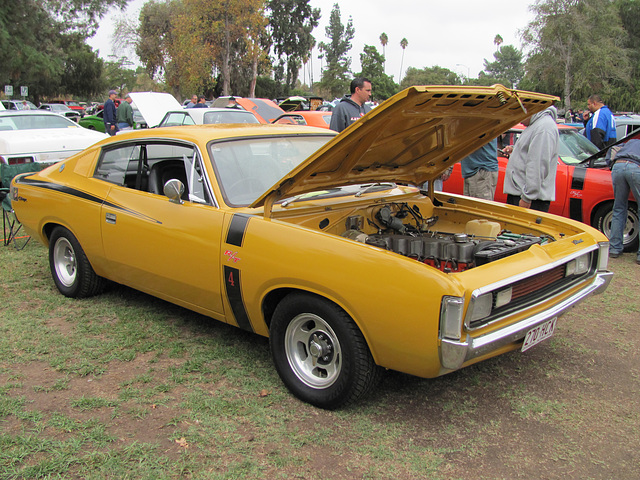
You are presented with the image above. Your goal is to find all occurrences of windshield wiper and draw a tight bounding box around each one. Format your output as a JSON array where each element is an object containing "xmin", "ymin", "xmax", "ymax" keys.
[{"xmin": 354, "ymin": 182, "xmax": 397, "ymax": 197}]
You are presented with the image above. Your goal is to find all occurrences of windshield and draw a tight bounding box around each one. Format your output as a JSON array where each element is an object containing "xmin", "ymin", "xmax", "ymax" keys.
[
  {"xmin": 209, "ymin": 135, "xmax": 332, "ymax": 206},
  {"xmin": 500, "ymin": 127, "xmax": 599, "ymax": 164},
  {"xmin": 0, "ymin": 114, "xmax": 79, "ymax": 130},
  {"xmin": 557, "ymin": 129, "xmax": 599, "ymax": 164},
  {"xmin": 203, "ymin": 111, "xmax": 259, "ymax": 124}
]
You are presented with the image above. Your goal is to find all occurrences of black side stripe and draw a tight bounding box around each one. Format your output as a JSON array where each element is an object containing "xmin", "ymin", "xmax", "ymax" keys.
[
  {"xmin": 223, "ymin": 266, "xmax": 253, "ymax": 332},
  {"xmin": 571, "ymin": 167, "xmax": 586, "ymax": 190},
  {"xmin": 569, "ymin": 198, "xmax": 583, "ymax": 222},
  {"xmin": 17, "ymin": 177, "xmax": 161, "ymax": 224},
  {"xmin": 226, "ymin": 214, "xmax": 250, "ymax": 246}
]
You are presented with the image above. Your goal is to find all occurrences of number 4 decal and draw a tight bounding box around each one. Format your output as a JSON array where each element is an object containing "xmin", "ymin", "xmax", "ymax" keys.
[{"xmin": 228, "ymin": 270, "xmax": 235, "ymax": 287}]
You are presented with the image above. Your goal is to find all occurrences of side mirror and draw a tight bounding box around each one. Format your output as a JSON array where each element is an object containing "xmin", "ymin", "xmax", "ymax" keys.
[{"xmin": 163, "ymin": 179, "xmax": 185, "ymax": 204}]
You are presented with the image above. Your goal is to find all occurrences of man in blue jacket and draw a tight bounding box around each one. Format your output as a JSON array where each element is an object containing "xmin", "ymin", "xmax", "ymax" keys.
[
  {"xmin": 103, "ymin": 90, "xmax": 118, "ymax": 136},
  {"xmin": 585, "ymin": 94, "xmax": 616, "ymax": 149}
]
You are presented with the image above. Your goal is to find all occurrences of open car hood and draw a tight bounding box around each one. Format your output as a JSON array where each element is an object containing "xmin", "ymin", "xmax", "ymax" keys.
[
  {"xmin": 236, "ymin": 98, "xmax": 285, "ymax": 123},
  {"xmin": 251, "ymin": 85, "xmax": 557, "ymax": 209},
  {"xmin": 128, "ymin": 92, "xmax": 182, "ymax": 128}
]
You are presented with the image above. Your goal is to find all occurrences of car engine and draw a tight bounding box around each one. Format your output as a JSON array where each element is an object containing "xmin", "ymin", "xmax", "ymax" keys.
[{"xmin": 343, "ymin": 203, "xmax": 548, "ymax": 273}]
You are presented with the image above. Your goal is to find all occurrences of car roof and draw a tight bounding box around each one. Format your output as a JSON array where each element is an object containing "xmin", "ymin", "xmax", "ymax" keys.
[{"xmin": 0, "ymin": 110, "xmax": 67, "ymax": 117}]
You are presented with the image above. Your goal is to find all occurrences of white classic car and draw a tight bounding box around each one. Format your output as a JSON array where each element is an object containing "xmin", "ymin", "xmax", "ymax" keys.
[{"xmin": 0, "ymin": 111, "xmax": 107, "ymax": 165}]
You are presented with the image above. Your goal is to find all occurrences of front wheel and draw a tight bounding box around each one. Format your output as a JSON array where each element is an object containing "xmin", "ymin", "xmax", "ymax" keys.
[
  {"xmin": 594, "ymin": 202, "xmax": 639, "ymax": 252},
  {"xmin": 49, "ymin": 226, "xmax": 105, "ymax": 298},
  {"xmin": 270, "ymin": 293, "xmax": 381, "ymax": 409}
]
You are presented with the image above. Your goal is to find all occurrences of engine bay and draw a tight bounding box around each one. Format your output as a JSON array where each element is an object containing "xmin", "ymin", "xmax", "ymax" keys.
[{"xmin": 342, "ymin": 202, "xmax": 551, "ymax": 273}]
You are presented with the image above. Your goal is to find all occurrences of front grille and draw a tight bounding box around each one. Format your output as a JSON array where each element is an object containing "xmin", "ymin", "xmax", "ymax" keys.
[
  {"xmin": 509, "ymin": 265, "xmax": 565, "ymax": 301},
  {"xmin": 468, "ymin": 253, "xmax": 595, "ymax": 329}
]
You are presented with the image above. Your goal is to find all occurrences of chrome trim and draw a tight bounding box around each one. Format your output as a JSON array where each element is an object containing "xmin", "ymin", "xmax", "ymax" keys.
[
  {"xmin": 440, "ymin": 271, "xmax": 613, "ymax": 371},
  {"xmin": 470, "ymin": 243, "xmax": 598, "ymax": 298},
  {"xmin": 464, "ymin": 244, "xmax": 599, "ymax": 327}
]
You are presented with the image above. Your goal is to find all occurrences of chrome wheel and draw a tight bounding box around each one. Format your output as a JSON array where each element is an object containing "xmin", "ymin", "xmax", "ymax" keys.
[
  {"xmin": 600, "ymin": 206, "xmax": 639, "ymax": 249},
  {"xmin": 270, "ymin": 293, "xmax": 380, "ymax": 408},
  {"xmin": 284, "ymin": 313, "xmax": 342, "ymax": 389},
  {"xmin": 53, "ymin": 236, "xmax": 77, "ymax": 287}
]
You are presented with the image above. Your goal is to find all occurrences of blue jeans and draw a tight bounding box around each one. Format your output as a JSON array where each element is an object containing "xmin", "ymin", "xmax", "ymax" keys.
[{"xmin": 610, "ymin": 160, "xmax": 640, "ymax": 257}]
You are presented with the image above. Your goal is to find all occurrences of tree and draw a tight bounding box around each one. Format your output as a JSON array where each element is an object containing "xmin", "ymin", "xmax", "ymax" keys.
[
  {"xmin": 379, "ymin": 32, "xmax": 388, "ymax": 72},
  {"xmin": 399, "ymin": 38, "xmax": 408, "ymax": 83},
  {"xmin": 103, "ymin": 58, "xmax": 137, "ymax": 94},
  {"xmin": 136, "ymin": 0, "xmax": 183, "ymax": 97},
  {"xmin": 59, "ymin": 34, "xmax": 105, "ymax": 98},
  {"xmin": 268, "ymin": 0, "xmax": 320, "ymax": 92},
  {"xmin": 482, "ymin": 45, "xmax": 524, "ymax": 88},
  {"xmin": 400, "ymin": 66, "xmax": 462, "ymax": 89},
  {"xmin": 318, "ymin": 4, "xmax": 355, "ymax": 98},
  {"xmin": 522, "ymin": 0, "xmax": 630, "ymax": 110},
  {"xmin": 493, "ymin": 34, "xmax": 503, "ymax": 51},
  {"xmin": 358, "ymin": 45, "xmax": 397, "ymax": 101},
  {"xmin": 44, "ymin": 0, "xmax": 128, "ymax": 37},
  {"xmin": 0, "ymin": 0, "xmax": 121, "ymax": 102},
  {"xmin": 609, "ymin": 0, "xmax": 640, "ymax": 111}
]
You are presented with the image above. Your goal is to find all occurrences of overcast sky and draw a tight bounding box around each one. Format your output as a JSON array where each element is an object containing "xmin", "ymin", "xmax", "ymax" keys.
[{"xmin": 88, "ymin": 0, "xmax": 536, "ymax": 86}]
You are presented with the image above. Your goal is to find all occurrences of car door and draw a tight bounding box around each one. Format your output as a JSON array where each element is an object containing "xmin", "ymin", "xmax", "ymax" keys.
[{"xmin": 96, "ymin": 140, "xmax": 225, "ymax": 318}]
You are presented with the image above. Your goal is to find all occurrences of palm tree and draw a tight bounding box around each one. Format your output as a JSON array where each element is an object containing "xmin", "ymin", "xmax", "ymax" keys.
[
  {"xmin": 399, "ymin": 38, "xmax": 408, "ymax": 83},
  {"xmin": 380, "ymin": 32, "xmax": 388, "ymax": 73},
  {"xmin": 494, "ymin": 34, "xmax": 503, "ymax": 52}
]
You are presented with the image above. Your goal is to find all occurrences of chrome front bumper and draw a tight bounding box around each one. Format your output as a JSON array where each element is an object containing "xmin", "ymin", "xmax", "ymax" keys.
[{"xmin": 440, "ymin": 271, "xmax": 613, "ymax": 371}]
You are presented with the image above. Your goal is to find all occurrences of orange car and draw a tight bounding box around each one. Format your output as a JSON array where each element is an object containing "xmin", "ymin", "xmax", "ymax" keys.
[{"xmin": 272, "ymin": 111, "xmax": 332, "ymax": 129}]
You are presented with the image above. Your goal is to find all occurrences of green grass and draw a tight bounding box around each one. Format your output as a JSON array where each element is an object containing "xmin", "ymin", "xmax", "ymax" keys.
[{"xmin": 1, "ymin": 242, "xmax": 640, "ymax": 479}]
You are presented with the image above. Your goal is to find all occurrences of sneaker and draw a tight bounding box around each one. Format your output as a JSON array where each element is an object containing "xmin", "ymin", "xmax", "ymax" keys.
[
  {"xmin": 636, "ymin": 258, "xmax": 640, "ymax": 265},
  {"xmin": 610, "ymin": 251, "xmax": 622, "ymax": 258}
]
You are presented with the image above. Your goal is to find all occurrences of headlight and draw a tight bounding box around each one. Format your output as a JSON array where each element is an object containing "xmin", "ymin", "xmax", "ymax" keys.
[
  {"xmin": 566, "ymin": 253, "xmax": 590, "ymax": 276},
  {"xmin": 440, "ymin": 296, "xmax": 464, "ymax": 340}
]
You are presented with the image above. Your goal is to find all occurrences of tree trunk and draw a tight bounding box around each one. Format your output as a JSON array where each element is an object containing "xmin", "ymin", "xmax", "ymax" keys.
[
  {"xmin": 222, "ymin": 14, "xmax": 231, "ymax": 95},
  {"xmin": 249, "ymin": 55, "xmax": 258, "ymax": 97},
  {"xmin": 563, "ymin": 37, "xmax": 573, "ymax": 110}
]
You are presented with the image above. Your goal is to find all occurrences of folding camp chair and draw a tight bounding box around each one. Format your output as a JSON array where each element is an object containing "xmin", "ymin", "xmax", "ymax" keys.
[{"xmin": 1, "ymin": 162, "xmax": 46, "ymax": 250}]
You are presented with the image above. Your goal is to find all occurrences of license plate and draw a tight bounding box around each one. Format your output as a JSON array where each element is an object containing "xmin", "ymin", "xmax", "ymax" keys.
[{"xmin": 521, "ymin": 317, "xmax": 557, "ymax": 352}]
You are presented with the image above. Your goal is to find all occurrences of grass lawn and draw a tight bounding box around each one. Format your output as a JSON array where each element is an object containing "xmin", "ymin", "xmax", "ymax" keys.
[{"xmin": 1, "ymin": 242, "xmax": 639, "ymax": 479}]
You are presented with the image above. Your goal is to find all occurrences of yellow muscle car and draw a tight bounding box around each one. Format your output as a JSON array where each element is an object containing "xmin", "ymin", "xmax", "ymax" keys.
[{"xmin": 11, "ymin": 86, "xmax": 613, "ymax": 408}]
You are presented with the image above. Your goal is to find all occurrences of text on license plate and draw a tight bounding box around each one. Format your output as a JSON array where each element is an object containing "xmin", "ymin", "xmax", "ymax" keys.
[{"xmin": 521, "ymin": 317, "xmax": 557, "ymax": 352}]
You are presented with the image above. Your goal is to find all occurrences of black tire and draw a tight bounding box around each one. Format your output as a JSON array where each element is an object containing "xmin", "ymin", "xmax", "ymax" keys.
[
  {"xmin": 594, "ymin": 202, "xmax": 639, "ymax": 252},
  {"xmin": 269, "ymin": 292, "xmax": 381, "ymax": 409},
  {"xmin": 49, "ymin": 226, "xmax": 105, "ymax": 298}
]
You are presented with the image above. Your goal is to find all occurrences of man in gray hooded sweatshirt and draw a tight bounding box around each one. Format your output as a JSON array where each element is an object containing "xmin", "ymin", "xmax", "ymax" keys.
[
  {"xmin": 503, "ymin": 106, "xmax": 559, "ymax": 212},
  {"xmin": 329, "ymin": 77, "xmax": 372, "ymax": 132}
]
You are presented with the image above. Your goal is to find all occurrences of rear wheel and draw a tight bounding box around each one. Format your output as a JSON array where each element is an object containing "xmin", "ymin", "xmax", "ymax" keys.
[
  {"xmin": 49, "ymin": 226, "xmax": 105, "ymax": 298},
  {"xmin": 594, "ymin": 202, "xmax": 639, "ymax": 252},
  {"xmin": 269, "ymin": 293, "xmax": 381, "ymax": 409}
]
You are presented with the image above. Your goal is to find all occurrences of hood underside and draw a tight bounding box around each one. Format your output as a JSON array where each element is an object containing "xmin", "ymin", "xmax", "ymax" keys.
[
  {"xmin": 128, "ymin": 92, "xmax": 182, "ymax": 128},
  {"xmin": 251, "ymin": 85, "xmax": 558, "ymax": 209}
]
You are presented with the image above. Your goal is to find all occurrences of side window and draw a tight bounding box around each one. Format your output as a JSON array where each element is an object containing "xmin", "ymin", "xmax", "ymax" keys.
[
  {"xmin": 160, "ymin": 113, "xmax": 193, "ymax": 127},
  {"xmin": 94, "ymin": 145, "xmax": 141, "ymax": 186},
  {"xmin": 95, "ymin": 142, "xmax": 212, "ymax": 205},
  {"xmin": 146, "ymin": 144, "xmax": 212, "ymax": 205}
]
